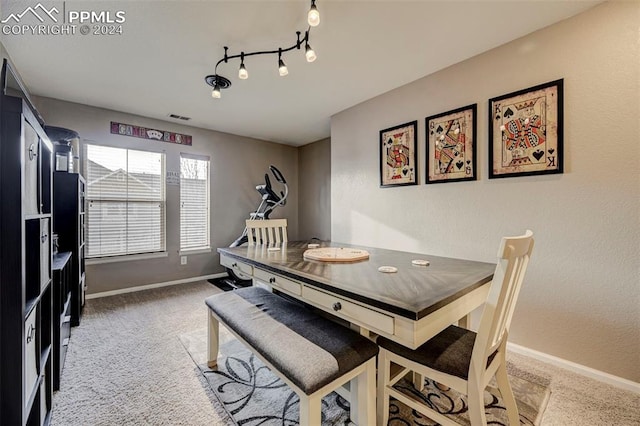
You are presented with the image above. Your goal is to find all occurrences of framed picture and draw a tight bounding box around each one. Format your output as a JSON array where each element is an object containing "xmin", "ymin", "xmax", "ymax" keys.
[
  {"xmin": 489, "ymin": 79, "xmax": 563, "ymax": 179},
  {"xmin": 379, "ymin": 121, "xmax": 418, "ymax": 187},
  {"xmin": 425, "ymin": 104, "xmax": 477, "ymax": 184}
]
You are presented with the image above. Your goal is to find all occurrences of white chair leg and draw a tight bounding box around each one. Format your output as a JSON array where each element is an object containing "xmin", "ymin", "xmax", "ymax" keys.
[
  {"xmin": 353, "ymin": 359, "xmax": 376, "ymax": 425},
  {"xmin": 377, "ymin": 350, "xmax": 391, "ymax": 426},
  {"xmin": 207, "ymin": 310, "xmax": 219, "ymax": 368},
  {"xmin": 299, "ymin": 394, "xmax": 322, "ymax": 426},
  {"xmin": 495, "ymin": 364, "xmax": 519, "ymax": 425},
  {"xmin": 467, "ymin": 380, "xmax": 488, "ymax": 426},
  {"xmin": 413, "ymin": 372, "xmax": 424, "ymax": 390}
]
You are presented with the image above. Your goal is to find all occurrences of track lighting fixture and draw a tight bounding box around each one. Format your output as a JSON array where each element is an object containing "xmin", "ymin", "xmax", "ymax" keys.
[{"xmin": 204, "ymin": 0, "xmax": 321, "ymax": 99}]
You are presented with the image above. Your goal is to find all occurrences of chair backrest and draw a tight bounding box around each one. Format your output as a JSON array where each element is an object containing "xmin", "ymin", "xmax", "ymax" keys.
[
  {"xmin": 472, "ymin": 230, "xmax": 534, "ymax": 367},
  {"xmin": 246, "ymin": 219, "xmax": 288, "ymax": 246}
]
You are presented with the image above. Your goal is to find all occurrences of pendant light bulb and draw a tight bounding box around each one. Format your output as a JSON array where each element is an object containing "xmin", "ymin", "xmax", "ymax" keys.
[
  {"xmin": 212, "ymin": 84, "xmax": 221, "ymax": 99},
  {"xmin": 278, "ymin": 49, "xmax": 288, "ymax": 76},
  {"xmin": 238, "ymin": 63, "xmax": 248, "ymax": 80},
  {"xmin": 278, "ymin": 59, "xmax": 288, "ymax": 76},
  {"xmin": 305, "ymin": 43, "xmax": 317, "ymax": 63},
  {"xmin": 238, "ymin": 52, "xmax": 248, "ymax": 79},
  {"xmin": 308, "ymin": 0, "xmax": 320, "ymax": 27}
]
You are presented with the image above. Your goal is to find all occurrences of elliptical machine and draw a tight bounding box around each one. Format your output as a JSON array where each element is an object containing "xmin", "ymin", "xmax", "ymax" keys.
[{"xmin": 221, "ymin": 165, "xmax": 288, "ymax": 288}]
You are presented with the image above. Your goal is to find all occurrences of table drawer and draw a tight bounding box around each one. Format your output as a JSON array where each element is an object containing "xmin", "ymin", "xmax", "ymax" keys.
[
  {"xmin": 220, "ymin": 254, "xmax": 253, "ymax": 277},
  {"xmin": 302, "ymin": 286, "xmax": 394, "ymax": 335},
  {"xmin": 254, "ymin": 268, "xmax": 302, "ymax": 296}
]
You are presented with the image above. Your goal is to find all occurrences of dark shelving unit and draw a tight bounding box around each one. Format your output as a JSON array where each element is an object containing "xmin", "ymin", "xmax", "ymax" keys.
[
  {"xmin": 0, "ymin": 60, "xmax": 53, "ymax": 425},
  {"xmin": 53, "ymin": 171, "xmax": 86, "ymax": 327}
]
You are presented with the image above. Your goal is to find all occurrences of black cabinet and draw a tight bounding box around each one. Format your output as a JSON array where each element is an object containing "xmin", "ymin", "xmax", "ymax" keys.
[
  {"xmin": 0, "ymin": 61, "xmax": 53, "ymax": 425},
  {"xmin": 53, "ymin": 172, "xmax": 86, "ymax": 327}
]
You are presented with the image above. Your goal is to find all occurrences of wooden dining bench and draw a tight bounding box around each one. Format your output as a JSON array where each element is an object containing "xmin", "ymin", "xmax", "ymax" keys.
[{"xmin": 205, "ymin": 286, "xmax": 378, "ymax": 426}]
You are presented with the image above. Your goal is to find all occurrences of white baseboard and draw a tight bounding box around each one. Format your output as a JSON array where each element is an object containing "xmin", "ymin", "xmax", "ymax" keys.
[
  {"xmin": 507, "ymin": 342, "xmax": 640, "ymax": 394},
  {"xmin": 86, "ymin": 273, "xmax": 227, "ymax": 300}
]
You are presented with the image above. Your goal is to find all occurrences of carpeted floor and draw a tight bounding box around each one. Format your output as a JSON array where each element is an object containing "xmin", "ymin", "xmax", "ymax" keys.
[{"xmin": 51, "ymin": 281, "xmax": 640, "ymax": 425}]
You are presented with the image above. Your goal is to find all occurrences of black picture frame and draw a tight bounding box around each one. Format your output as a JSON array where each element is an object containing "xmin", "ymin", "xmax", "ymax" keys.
[
  {"xmin": 425, "ymin": 104, "xmax": 477, "ymax": 184},
  {"xmin": 379, "ymin": 120, "xmax": 418, "ymax": 187},
  {"xmin": 488, "ymin": 79, "xmax": 564, "ymax": 179}
]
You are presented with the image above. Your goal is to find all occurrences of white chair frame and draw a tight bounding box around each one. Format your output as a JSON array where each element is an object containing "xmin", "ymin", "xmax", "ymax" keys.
[
  {"xmin": 245, "ymin": 218, "xmax": 288, "ymax": 246},
  {"xmin": 377, "ymin": 230, "xmax": 535, "ymax": 426}
]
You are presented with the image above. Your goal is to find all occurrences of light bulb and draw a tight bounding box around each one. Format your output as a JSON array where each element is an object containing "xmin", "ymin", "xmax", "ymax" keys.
[
  {"xmin": 212, "ymin": 84, "xmax": 221, "ymax": 99},
  {"xmin": 278, "ymin": 59, "xmax": 289, "ymax": 76},
  {"xmin": 305, "ymin": 44, "xmax": 317, "ymax": 62},
  {"xmin": 238, "ymin": 63, "xmax": 248, "ymax": 80},
  {"xmin": 308, "ymin": 2, "xmax": 320, "ymax": 27}
]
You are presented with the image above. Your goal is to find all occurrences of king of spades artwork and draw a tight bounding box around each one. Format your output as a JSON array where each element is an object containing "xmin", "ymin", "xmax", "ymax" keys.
[{"xmin": 491, "ymin": 80, "xmax": 562, "ymax": 177}]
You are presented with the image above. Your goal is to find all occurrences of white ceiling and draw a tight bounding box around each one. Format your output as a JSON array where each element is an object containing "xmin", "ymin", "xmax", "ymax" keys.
[{"xmin": 1, "ymin": 0, "xmax": 599, "ymax": 146}]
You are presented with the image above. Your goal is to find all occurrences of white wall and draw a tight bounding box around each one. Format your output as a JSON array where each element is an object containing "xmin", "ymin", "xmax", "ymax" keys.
[
  {"xmin": 298, "ymin": 138, "xmax": 331, "ymax": 241},
  {"xmin": 331, "ymin": 1, "xmax": 639, "ymax": 382}
]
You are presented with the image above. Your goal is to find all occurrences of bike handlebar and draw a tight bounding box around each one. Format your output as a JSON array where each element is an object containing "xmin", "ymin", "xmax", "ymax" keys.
[{"xmin": 269, "ymin": 165, "xmax": 287, "ymax": 184}]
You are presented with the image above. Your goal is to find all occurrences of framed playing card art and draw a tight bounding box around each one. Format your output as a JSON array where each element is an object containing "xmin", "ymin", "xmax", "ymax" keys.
[
  {"xmin": 425, "ymin": 104, "xmax": 477, "ymax": 184},
  {"xmin": 380, "ymin": 121, "xmax": 418, "ymax": 187},
  {"xmin": 489, "ymin": 79, "xmax": 563, "ymax": 179}
]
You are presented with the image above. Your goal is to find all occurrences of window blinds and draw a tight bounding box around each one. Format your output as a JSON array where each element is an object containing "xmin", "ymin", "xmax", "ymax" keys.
[
  {"xmin": 180, "ymin": 154, "xmax": 210, "ymax": 251},
  {"xmin": 85, "ymin": 144, "xmax": 165, "ymax": 258}
]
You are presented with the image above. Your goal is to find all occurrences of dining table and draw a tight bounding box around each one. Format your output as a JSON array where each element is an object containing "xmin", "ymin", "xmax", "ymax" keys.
[{"xmin": 217, "ymin": 240, "xmax": 496, "ymax": 421}]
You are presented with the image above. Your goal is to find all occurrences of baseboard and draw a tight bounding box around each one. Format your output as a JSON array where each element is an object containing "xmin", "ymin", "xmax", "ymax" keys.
[
  {"xmin": 86, "ymin": 273, "xmax": 227, "ymax": 300},
  {"xmin": 507, "ymin": 342, "xmax": 640, "ymax": 394}
]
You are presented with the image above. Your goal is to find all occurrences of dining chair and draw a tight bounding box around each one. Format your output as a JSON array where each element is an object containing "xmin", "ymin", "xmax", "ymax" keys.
[
  {"xmin": 245, "ymin": 218, "xmax": 288, "ymax": 246},
  {"xmin": 377, "ymin": 230, "xmax": 534, "ymax": 426}
]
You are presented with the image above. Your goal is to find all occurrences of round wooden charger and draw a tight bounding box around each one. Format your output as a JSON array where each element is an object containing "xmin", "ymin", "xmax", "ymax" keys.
[{"xmin": 303, "ymin": 247, "xmax": 370, "ymax": 262}]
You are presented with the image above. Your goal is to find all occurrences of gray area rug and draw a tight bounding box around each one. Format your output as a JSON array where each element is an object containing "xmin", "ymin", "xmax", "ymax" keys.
[{"xmin": 180, "ymin": 328, "xmax": 551, "ymax": 426}]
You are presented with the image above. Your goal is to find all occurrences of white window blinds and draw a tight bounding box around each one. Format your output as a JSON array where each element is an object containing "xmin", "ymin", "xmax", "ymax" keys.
[
  {"xmin": 85, "ymin": 144, "xmax": 166, "ymax": 258},
  {"xmin": 180, "ymin": 154, "xmax": 210, "ymax": 251}
]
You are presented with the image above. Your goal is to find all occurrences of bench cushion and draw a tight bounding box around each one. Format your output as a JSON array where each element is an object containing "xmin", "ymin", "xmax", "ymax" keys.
[{"xmin": 205, "ymin": 286, "xmax": 378, "ymax": 395}]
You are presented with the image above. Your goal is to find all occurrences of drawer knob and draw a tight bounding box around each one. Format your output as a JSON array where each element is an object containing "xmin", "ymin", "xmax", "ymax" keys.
[
  {"xmin": 232, "ymin": 263, "xmax": 238, "ymax": 268},
  {"xmin": 269, "ymin": 277, "xmax": 276, "ymax": 284},
  {"xmin": 332, "ymin": 302, "xmax": 342, "ymax": 312}
]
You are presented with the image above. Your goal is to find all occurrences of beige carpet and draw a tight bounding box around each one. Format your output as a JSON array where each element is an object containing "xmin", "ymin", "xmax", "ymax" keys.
[{"xmin": 50, "ymin": 281, "xmax": 640, "ymax": 425}]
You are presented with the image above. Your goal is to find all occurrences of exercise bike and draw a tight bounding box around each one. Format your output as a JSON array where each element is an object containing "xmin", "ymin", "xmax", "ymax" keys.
[{"xmin": 219, "ymin": 165, "xmax": 288, "ymax": 288}]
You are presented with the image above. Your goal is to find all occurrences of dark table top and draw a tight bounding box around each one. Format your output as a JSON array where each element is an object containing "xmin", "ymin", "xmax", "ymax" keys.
[{"xmin": 218, "ymin": 241, "xmax": 495, "ymax": 321}]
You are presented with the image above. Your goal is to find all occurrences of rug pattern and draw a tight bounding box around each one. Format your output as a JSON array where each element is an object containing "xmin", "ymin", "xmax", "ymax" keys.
[{"xmin": 182, "ymin": 332, "xmax": 550, "ymax": 426}]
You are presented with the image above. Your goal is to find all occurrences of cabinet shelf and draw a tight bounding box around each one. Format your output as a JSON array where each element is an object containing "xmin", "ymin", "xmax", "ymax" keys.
[{"xmin": 24, "ymin": 213, "xmax": 52, "ymax": 221}]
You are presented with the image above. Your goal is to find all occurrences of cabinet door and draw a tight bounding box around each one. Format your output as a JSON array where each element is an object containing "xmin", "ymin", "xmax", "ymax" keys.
[{"xmin": 23, "ymin": 119, "xmax": 40, "ymax": 215}]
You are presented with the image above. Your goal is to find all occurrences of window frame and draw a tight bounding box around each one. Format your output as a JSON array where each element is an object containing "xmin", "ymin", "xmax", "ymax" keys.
[
  {"xmin": 179, "ymin": 152, "xmax": 211, "ymax": 254},
  {"xmin": 84, "ymin": 143, "xmax": 167, "ymax": 259}
]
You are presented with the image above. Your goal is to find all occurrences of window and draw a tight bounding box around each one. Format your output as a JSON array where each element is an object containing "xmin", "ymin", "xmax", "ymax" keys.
[
  {"xmin": 85, "ymin": 144, "xmax": 166, "ymax": 258},
  {"xmin": 180, "ymin": 154, "xmax": 210, "ymax": 251}
]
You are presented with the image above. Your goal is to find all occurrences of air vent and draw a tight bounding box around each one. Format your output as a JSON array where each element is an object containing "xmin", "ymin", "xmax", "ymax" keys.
[{"xmin": 168, "ymin": 114, "xmax": 191, "ymax": 121}]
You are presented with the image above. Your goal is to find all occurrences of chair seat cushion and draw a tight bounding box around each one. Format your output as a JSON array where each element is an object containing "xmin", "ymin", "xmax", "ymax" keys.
[
  {"xmin": 377, "ymin": 325, "xmax": 496, "ymax": 380},
  {"xmin": 205, "ymin": 286, "xmax": 378, "ymax": 395}
]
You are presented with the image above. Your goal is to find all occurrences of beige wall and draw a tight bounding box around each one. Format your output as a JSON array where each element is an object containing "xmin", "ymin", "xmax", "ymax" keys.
[
  {"xmin": 331, "ymin": 1, "xmax": 639, "ymax": 382},
  {"xmin": 33, "ymin": 96, "xmax": 299, "ymax": 295},
  {"xmin": 298, "ymin": 138, "xmax": 331, "ymax": 241}
]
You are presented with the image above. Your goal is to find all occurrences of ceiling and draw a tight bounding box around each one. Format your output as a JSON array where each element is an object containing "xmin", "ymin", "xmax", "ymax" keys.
[{"xmin": 1, "ymin": 0, "xmax": 599, "ymax": 146}]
